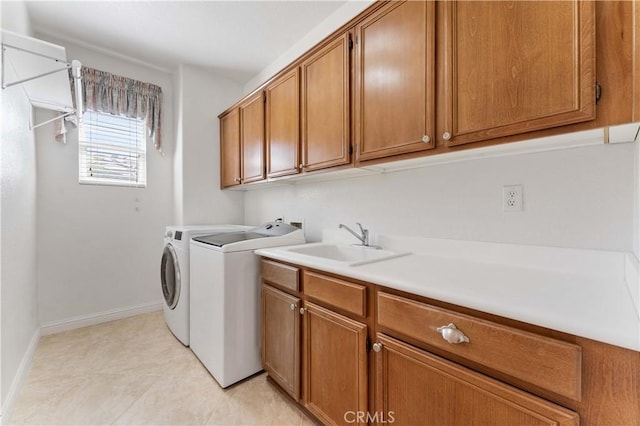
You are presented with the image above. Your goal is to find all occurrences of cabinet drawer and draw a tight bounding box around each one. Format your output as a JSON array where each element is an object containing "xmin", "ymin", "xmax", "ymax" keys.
[
  {"xmin": 303, "ymin": 271, "xmax": 366, "ymax": 317},
  {"xmin": 377, "ymin": 292, "xmax": 582, "ymax": 401},
  {"xmin": 261, "ymin": 260, "xmax": 299, "ymax": 292},
  {"xmin": 376, "ymin": 333, "xmax": 579, "ymax": 426}
]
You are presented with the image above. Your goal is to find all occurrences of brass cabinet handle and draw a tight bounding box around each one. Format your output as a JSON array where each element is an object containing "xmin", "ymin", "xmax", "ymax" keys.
[{"xmin": 436, "ymin": 323, "xmax": 470, "ymax": 344}]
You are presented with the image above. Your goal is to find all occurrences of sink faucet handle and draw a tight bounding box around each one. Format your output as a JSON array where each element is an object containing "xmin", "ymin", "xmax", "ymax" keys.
[{"xmin": 356, "ymin": 223, "xmax": 369, "ymax": 246}]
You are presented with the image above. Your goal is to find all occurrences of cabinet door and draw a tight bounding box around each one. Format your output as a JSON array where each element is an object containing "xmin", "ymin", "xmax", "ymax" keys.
[
  {"xmin": 375, "ymin": 334, "xmax": 578, "ymax": 426},
  {"xmin": 220, "ymin": 108, "xmax": 241, "ymax": 188},
  {"xmin": 303, "ymin": 302, "xmax": 367, "ymax": 425},
  {"xmin": 354, "ymin": 0, "xmax": 435, "ymax": 163},
  {"xmin": 262, "ymin": 285, "xmax": 300, "ymax": 400},
  {"xmin": 441, "ymin": 1, "xmax": 595, "ymax": 146},
  {"xmin": 301, "ymin": 32, "xmax": 351, "ymax": 172},
  {"xmin": 240, "ymin": 92, "xmax": 265, "ymax": 184},
  {"xmin": 266, "ymin": 68, "xmax": 300, "ymax": 178}
]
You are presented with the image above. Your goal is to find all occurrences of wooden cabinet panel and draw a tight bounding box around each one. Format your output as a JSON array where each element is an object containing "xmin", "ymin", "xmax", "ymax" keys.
[
  {"xmin": 303, "ymin": 271, "xmax": 366, "ymax": 317},
  {"xmin": 301, "ymin": 33, "xmax": 351, "ymax": 172},
  {"xmin": 303, "ymin": 302, "xmax": 367, "ymax": 425},
  {"xmin": 377, "ymin": 292, "xmax": 582, "ymax": 401},
  {"xmin": 442, "ymin": 1, "xmax": 595, "ymax": 146},
  {"xmin": 635, "ymin": 0, "xmax": 640, "ymax": 122},
  {"xmin": 261, "ymin": 259, "xmax": 299, "ymax": 292},
  {"xmin": 262, "ymin": 285, "xmax": 300, "ymax": 401},
  {"xmin": 266, "ymin": 68, "xmax": 300, "ymax": 178},
  {"xmin": 375, "ymin": 334, "xmax": 579, "ymax": 426},
  {"xmin": 578, "ymin": 337, "xmax": 640, "ymax": 426},
  {"xmin": 220, "ymin": 108, "xmax": 241, "ymax": 188},
  {"xmin": 354, "ymin": 0, "xmax": 435, "ymax": 163},
  {"xmin": 240, "ymin": 92, "xmax": 265, "ymax": 183}
]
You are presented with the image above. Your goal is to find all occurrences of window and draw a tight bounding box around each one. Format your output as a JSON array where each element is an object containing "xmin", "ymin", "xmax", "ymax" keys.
[{"xmin": 79, "ymin": 110, "xmax": 147, "ymax": 187}]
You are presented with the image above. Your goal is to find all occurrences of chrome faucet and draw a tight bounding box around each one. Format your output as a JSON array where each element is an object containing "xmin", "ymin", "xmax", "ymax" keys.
[{"xmin": 339, "ymin": 223, "xmax": 369, "ymax": 246}]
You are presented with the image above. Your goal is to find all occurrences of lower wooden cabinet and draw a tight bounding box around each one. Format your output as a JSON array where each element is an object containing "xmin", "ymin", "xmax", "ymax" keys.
[
  {"xmin": 260, "ymin": 259, "xmax": 638, "ymax": 425},
  {"xmin": 302, "ymin": 302, "xmax": 368, "ymax": 425},
  {"xmin": 262, "ymin": 284, "xmax": 300, "ymax": 400},
  {"xmin": 375, "ymin": 333, "xmax": 579, "ymax": 426}
]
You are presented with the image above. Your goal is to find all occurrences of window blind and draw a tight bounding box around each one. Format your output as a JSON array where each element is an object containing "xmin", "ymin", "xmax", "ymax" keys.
[{"xmin": 79, "ymin": 110, "xmax": 147, "ymax": 187}]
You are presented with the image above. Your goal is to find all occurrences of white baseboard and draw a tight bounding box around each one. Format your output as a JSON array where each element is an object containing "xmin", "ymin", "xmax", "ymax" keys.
[
  {"xmin": 1, "ymin": 328, "xmax": 40, "ymax": 425},
  {"xmin": 40, "ymin": 300, "xmax": 163, "ymax": 336}
]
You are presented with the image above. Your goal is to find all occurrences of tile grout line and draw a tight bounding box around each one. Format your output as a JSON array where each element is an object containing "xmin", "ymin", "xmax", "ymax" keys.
[{"xmin": 109, "ymin": 374, "xmax": 161, "ymax": 426}]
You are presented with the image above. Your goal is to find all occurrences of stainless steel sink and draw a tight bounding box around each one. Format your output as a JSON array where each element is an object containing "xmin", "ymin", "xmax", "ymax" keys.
[{"xmin": 285, "ymin": 244, "xmax": 408, "ymax": 266}]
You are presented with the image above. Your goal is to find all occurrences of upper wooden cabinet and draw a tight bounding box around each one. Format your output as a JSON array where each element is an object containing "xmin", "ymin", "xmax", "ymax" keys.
[
  {"xmin": 266, "ymin": 68, "xmax": 300, "ymax": 178},
  {"xmin": 221, "ymin": 0, "xmax": 636, "ymax": 186},
  {"xmin": 301, "ymin": 32, "xmax": 352, "ymax": 172},
  {"xmin": 440, "ymin": 1, "xmax": 596, "ymax": 147},
  {"xmin": 354, "ymin": 0, "xmax": 436, "ymax": 163},
  {"xmin": 220, "ymin": 108, "xmax": 241, "ymax": 188},
  {"xmin": 239, "ymin": 92, "xmax": 265, "ymax": 184}
]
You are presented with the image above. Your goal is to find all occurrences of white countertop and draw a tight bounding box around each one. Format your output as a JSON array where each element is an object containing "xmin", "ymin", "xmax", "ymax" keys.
[{"xmin": 256, "ymin": 235, "xmax": 640, "ymax": 352}]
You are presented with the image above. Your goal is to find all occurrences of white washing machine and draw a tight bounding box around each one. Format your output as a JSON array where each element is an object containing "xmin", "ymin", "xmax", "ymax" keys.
[
  {"xmin": 160, "ymin": 225, "xmax": 250, "ymax": 346},
  {"xmin": 189, "ymin": 221, "xmax": 305, "ymax": 387}
]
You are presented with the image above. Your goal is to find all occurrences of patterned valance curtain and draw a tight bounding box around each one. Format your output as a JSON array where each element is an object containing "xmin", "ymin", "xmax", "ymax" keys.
[{"xmin": 59, "ymin": 67, "xmax": 163, "ymax": 152}]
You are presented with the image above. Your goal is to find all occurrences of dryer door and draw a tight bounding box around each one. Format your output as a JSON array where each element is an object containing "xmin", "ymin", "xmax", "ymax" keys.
[{"xmin": 160, "ymin": 243, "xmax": 181, "ymax": 309}]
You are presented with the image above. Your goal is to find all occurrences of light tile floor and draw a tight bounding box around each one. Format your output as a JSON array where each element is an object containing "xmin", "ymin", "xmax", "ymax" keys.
[{"xmin": 9, "ymin": 311, "xmax": 313, "ymax": 425}]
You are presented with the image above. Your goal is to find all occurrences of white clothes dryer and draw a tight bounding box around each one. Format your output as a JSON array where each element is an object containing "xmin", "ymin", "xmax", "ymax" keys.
[
  {"xmin": 160, "ymin": 225, "xmax": 250, "ymax": 345},
  {"xmin": 190, "ymin": 221, "xmax": 305, "ymax": 387}
]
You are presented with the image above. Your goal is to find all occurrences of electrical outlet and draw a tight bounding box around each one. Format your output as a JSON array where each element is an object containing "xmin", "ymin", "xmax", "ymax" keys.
[{"xmin": 503, "ymin": 185, "xmax": 523, "ymax": 212}]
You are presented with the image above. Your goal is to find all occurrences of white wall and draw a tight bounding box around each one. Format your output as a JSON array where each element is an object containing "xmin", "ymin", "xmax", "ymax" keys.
[
  {"xmin": 34, "ymin": 37, "xmax": 174, "ymax": 326},
  {"xmin": 178, "ymin": 64, "xmax": 244, "ymax": 225},
  {"xmin": 245, "ymin": 143, "xmax": 635, "ymax": 252},
  {"xmin": 173, "ymin": 72, "xmax": 184, "ymax": 224},
  {"xmin": 0, "ymin": 0, "xmax": 39, "ymax": 418}
]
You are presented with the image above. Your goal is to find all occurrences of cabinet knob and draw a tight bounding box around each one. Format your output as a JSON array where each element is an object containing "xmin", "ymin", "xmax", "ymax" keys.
[
  {"xmin": 372, "ymin": 342, "xmax": 383, "ymax": 353},
  {"xmin": 422, "ymin": 135, "xmax": 431, "ymax": 143},
  {"xmin": 299, "ymin": 163, "xmax": 306, "ymax": 169},
  {"xmin": 289, "ymin": 303, "xmax": 296, "ymax": 311},
  {"xmin": 442, "ymin": 132, "xmax": 452, "ymax": 141},
  {"xmin": 436, "ymin": 323, "xmax": 470, "ymax": 344},
  {"xmin": 234, "ymin": 177, "xmax": 241, "ymax": 183},
  {"xmin": 299, "ymin": 307, "xmax": 307, "ymax": 315}
]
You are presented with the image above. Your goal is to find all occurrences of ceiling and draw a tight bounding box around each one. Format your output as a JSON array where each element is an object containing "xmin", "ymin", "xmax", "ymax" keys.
[{"xmin": 25, "ymin": 1, "xmax": 347, "ymax": 83}]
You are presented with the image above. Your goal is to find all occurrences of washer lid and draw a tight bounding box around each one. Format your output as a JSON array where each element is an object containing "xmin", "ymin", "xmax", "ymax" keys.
[
  {"xmin": 191, "ymin": 221, "xmax": 300, "ymax": 247},
  {"xmin": 192, "ymin": 232, "xmax": 269, "ymax": 247}
]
